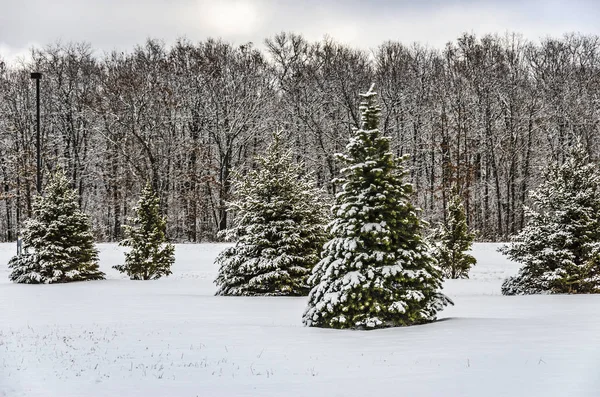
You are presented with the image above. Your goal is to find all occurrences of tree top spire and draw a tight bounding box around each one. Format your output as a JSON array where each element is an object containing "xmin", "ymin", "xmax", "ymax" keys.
[{"xmin": 358, "ymin": 83, "xmax": 380, "ymax": 131}]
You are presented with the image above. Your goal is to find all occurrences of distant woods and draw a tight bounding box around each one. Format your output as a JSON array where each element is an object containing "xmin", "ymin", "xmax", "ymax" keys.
[{"xmin": 0, "ymin": 32, "xmax": 599, "ymax": 242}]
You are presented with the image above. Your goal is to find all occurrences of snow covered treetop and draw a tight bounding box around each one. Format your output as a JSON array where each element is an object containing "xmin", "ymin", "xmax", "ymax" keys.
[{"xmin": 359, "ymin": 83, "xmax": 379, "ymax": 131}]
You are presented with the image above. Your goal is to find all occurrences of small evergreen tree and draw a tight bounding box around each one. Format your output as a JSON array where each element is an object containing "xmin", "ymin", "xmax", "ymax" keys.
[
  {"xmin": 214, "ymin": 132, "xmax": 328, "ymax": 296},
  {"xmin": 500, "ymin": 143, "xmax": 600, "ymax": 295},
  {"xmin": 8, "ymin": 170, "xmax": 104, "ymax": 284},
  {"xmin": 431, "ymin": 193, "xmax": 477, "ymax": 279},
  {"xmin": 114, "ymin": 184, "xmax": 175, "ymax": 280},
  {"xmin": 303, "ymin": 85, "xmax": 451, "ymax": 330}
]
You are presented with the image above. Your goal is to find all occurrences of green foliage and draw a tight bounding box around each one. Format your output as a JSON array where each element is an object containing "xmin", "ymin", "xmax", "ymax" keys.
[
  {"xmin": 303, "ymin": 85, "xmax": 451, "ymax": 330},
  {"xmin": 214, "ymin": 132, "xmax": 329, "ymax": 296},
  {"xmin": 8, "ymin": 170, "xmax": 104, "ymax": 284},
  {"xmin": 431, "ymin": 194, "xmax": 476, "ymax": 279},
  {"xmin": 114, "ymin": 184, "xmax": 175, "ymax": 280},
  {"xmin": 500, "ymin": 143, "xmax": 600, "ymax": 295}
]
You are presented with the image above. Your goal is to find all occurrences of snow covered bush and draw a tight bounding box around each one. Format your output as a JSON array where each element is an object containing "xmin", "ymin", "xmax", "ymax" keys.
[
  {"xmin": 303, "ymin": 85, "xmax": 452, "ymax": 330},
  {"xmin": 8, "ymin": 170, "xmax": 104, "ymax": 284},
  {"xmin": 114, "ymin": 184, "xmax": 175, "ymax": 280},
  {"xmin": 431, "ymin": 193, "xmax": 476, "ymax": 279},
  {"xmin": 500, "ymin": 143, "xmax": 600, "ymax": 295},
  {"xmin": 214, "ymin": 132, "xmax": 328, "ymax": 296}
]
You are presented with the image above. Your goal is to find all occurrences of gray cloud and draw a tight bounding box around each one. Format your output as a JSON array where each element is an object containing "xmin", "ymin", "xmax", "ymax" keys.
[{"xmin": 1, "ymin": 0, "xmax": 598, "ymax": 62}]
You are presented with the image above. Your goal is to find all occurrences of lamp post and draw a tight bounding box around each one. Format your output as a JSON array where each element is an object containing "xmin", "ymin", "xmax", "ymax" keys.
[{"xmin": 30, "ymin": 72, "xmax": 42, "ymax": 193}]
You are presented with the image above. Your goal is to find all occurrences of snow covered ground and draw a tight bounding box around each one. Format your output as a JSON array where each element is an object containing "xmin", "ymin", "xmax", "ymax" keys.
[{"xmin": 1, "ymin": 243, "xmax": 599, "ymax": 397}]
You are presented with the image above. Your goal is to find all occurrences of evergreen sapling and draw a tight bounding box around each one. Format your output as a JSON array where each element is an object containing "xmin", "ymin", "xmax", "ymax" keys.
[
  {"xmin": 8, "ymin": 170, "xmax": 104, "ymax": 284},
  {"xmin": 500, "ymin": 143, "xmax": 600, "ymax": 295},
  {"xmin": 303, "ymin": 85, "xmax": 452, "ymax": 330},
  {"xmin": 114, "ymin": 184, "xmax": 175, "ymax": 280},
  {"xmin": 431, "ymin": 193, "xmax": 476, "ymax": 279},
  {"xmin": 214, "ymin": 133, "xmax": 328, "ymax": 296}
]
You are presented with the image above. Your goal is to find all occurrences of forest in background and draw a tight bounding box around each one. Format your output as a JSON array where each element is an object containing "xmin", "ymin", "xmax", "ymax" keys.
[{"xmin": 0, "ymin": 32, "xmax": 598, "ymax": 242}]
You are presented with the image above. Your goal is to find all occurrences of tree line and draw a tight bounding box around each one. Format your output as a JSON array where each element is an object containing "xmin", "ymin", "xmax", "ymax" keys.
[{"xmin": 1, "ymin": 32, "xmax": 599, "ymax": 242}]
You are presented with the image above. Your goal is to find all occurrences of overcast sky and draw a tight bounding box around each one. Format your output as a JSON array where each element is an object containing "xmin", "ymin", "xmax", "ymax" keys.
[{"xmin": 1, "ymin": 0, "xmax": 598, "ymax": 62}]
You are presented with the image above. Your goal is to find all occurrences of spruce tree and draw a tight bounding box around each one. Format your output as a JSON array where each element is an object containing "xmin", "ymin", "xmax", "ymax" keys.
[
  {"xmin": 500, "ymin": 143, "xmax": 600, "ymax": 295},
  {"xmin": 8, "ymin": 170, "xmax": 104, "ymax": 284},
  {"xmin": 431, "ymin": 193, "xmax": 477, "ymax": 279},
  {"xmin": 303, "ymin": 85, "xmax": 451, "ymax": 330},
  {"xmin": 114, "ymin": 183, "xmax": 175, "ymax": 280},
  {"xmin": 214, "ymin": 132, "xmax": 328, "ymax": 296}
]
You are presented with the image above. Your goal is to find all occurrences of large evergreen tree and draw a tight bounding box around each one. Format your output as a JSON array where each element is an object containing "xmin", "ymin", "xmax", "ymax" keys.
[
  {"xmin": 500, "ymin": 144, "xmax": 600, "ymax": 295},
  {"xmin": 303, "ymin": 85, "xmax": 451, "ymax": 330},
  {"xmin": 8, "ymin": 170, "xmax": 104, "ymax": 283},
  {"xmin": 431, "ymin": 193, "xmax": 477, "ymax": 279},
  {"xmin": 114, "ymin": 184, "xmax": 175, "ymax": 280},
  {"xmin": 214, "ymin": 133, "xmax": 328, "ymax": 296}
]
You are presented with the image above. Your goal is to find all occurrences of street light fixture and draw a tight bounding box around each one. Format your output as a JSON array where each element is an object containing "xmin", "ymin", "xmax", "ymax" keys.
[{"xmin": 30, "ymin": 72, "xmax": 42, "ymax": 193}]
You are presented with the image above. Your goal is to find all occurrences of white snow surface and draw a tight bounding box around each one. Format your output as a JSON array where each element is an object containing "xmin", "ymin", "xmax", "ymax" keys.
[{"xmin": 1, "ymin": 243, "xmax": 599, "ymax": 397}]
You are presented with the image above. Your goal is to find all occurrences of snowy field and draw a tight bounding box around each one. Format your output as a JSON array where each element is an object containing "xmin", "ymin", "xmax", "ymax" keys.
[{"xmin": 1, "ymin": 243, "xmax": 599, "ymax": 397}]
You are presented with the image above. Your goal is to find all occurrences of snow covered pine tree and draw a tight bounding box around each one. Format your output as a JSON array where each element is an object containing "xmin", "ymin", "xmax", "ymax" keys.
[
  {"xmin": 114, "ymin": 183, "xmax": 175, "ymax": 280},
  {"xmin": 431, "ymin": 193, "xmax": 476, "ymax": 279},
  {"xmin": 500, "ymin": 143, "xmax": 600, "ymax": 295},
  {"xmin": 214, "ymin": 132, "xmax": 328, "ymax": 296},
  {"xmin": 303, "ymin": 85, "xmax": 452, "ymax": 329},
  {"xmin": 8, "ymin": 170, "xmax": 104, "ymax": 283}
]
